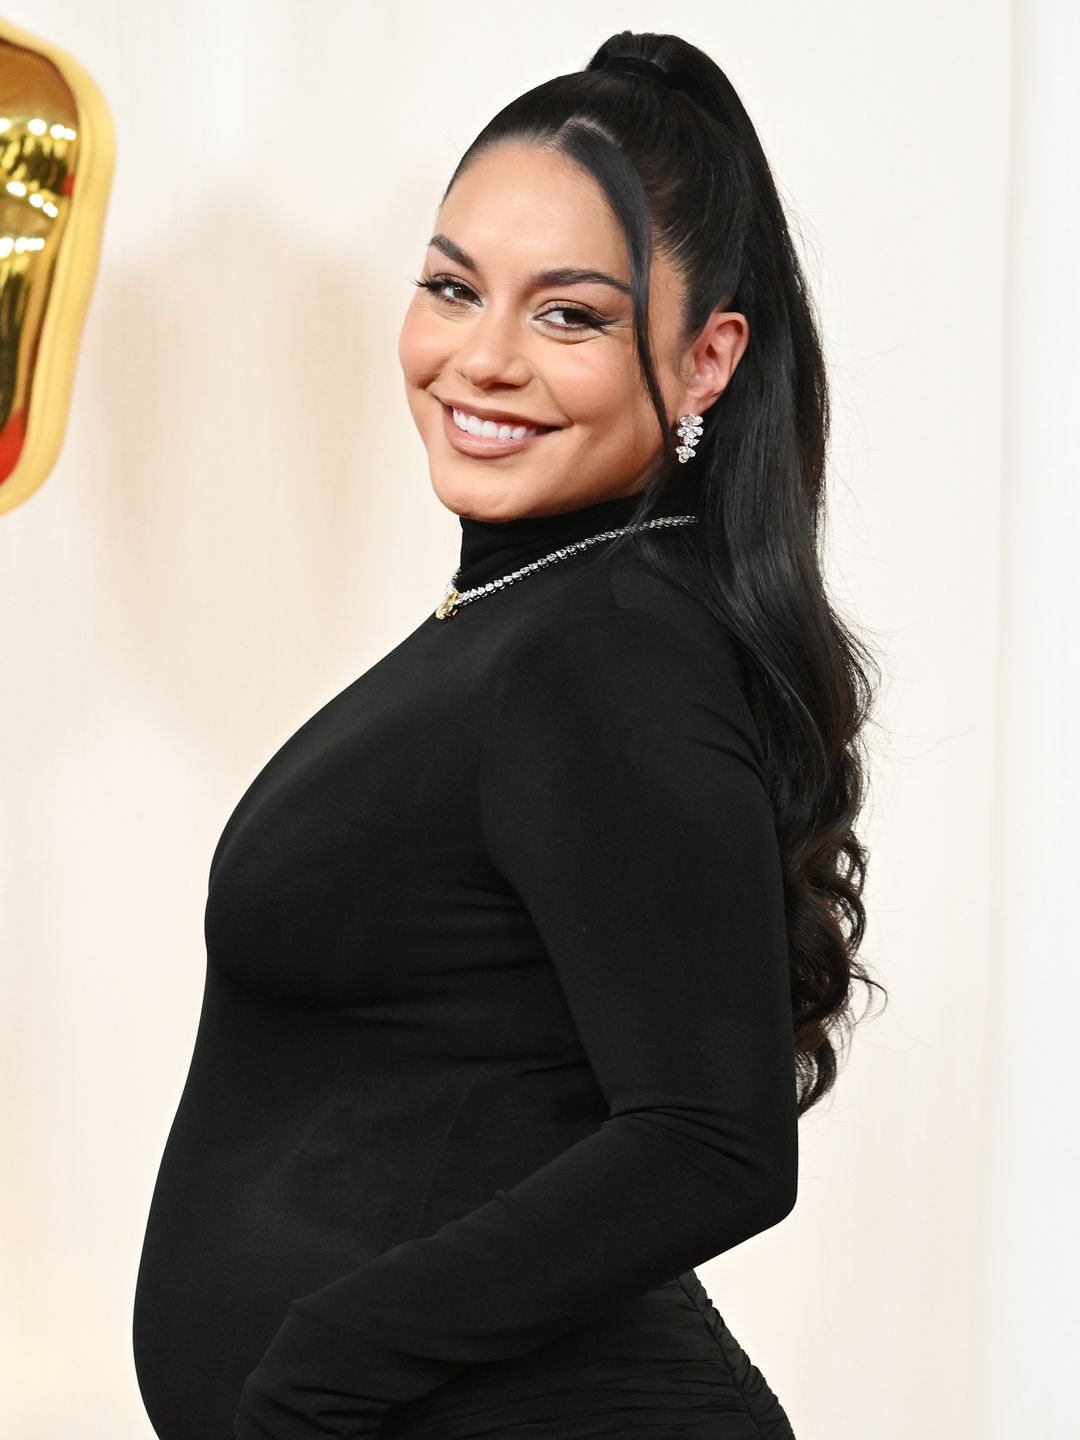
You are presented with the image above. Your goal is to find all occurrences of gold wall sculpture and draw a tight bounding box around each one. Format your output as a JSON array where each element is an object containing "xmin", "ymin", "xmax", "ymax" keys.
[{"xmin": 0, "ymin": 17, "xmax": 114, "ymax": 516}]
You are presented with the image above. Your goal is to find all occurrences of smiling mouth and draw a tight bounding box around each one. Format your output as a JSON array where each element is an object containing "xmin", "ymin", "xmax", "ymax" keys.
[{"xmin": 439, "ymin": 400, "xmax": 561, "ymax": 457}]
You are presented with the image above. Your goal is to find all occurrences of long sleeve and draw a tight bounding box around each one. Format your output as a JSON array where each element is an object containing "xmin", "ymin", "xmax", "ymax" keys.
[{"xmin": 233, "ymin": 602, "xmax": 799, "ymax": 1439}]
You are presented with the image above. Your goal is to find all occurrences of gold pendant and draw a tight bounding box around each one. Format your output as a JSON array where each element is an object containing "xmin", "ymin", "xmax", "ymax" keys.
[{"xmin": 435, "ymin": 586, "xmax": 459, "ymax": 620}]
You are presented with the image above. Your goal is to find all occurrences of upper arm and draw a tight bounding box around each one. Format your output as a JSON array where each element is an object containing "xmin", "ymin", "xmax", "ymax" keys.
[{"xmin": 478, "ymin": 604, "xmax": 796, "ymax": 1209}]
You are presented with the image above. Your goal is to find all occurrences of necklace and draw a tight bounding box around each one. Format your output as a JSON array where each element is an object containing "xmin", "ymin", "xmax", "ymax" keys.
[{"xmin": 435, "ymin": 513, "xmax": 698, "ymax": 620}]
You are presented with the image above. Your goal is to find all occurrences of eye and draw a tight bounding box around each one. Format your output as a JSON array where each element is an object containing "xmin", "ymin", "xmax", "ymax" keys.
[
  {"xmin": 536, "ymin": 305, "xmax": 608, "ymax": 334},
  {"xmin": 411, "ymin": 275, "xmax": 610, "ymax": 334},
  {"xmin": 411, "ymin": 275, "xmax": 476, "ymax": 308},
  {"xmin": 414, "ymin": 276, "xmax": 478, "ymax": 311}
]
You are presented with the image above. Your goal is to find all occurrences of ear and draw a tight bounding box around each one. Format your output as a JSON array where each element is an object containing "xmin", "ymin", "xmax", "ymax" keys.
[{"xmin": 677, "ymin": 307, "xmax": 750, "ymax": 416}]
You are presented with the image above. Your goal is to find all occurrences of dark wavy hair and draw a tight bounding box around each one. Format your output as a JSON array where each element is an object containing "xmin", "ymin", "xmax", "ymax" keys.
[{"xmin": 438, "ymin": 30, "xmax": 885, "ymax": 1116}]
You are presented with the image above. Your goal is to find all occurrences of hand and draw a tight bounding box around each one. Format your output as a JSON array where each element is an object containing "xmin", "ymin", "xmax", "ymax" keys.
[{"xmin": 232, "ymin": 1307, "xmax": 389, "ymax": 1439}]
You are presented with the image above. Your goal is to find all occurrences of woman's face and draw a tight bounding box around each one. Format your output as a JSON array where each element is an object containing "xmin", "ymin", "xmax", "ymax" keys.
[{"xmin": 398, "ymin": 141, "xmax": 746, "ymax": 521}]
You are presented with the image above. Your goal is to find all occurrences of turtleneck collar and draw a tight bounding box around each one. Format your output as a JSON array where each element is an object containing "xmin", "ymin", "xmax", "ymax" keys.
[{"xmin": 454, "ymin": 469, "xmax": 701, "ymax": 592}]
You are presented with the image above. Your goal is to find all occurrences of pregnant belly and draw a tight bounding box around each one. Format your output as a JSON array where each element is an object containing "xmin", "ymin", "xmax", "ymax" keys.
[
  {"xmin": 135, "ymin": 1151, "xmax": 793, "ymax": 1440},
  {"xmin": 132, "ymin": 1114, "xmax": 391, "ymax": 1439}
]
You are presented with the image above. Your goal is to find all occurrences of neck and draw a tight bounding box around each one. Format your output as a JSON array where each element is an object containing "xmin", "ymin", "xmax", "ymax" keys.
[{"xmin": 453, "ymin": 472, "xmax": 700, "ymax": 591}]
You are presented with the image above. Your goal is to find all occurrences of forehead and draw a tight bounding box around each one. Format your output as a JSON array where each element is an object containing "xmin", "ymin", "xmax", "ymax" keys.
[{"xmin": 435, "ymin": 143, "xmax": 630, "ymax": 276}]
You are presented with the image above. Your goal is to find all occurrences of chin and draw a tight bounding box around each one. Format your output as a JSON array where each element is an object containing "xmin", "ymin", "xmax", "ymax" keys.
[
  {"xmin": 427, "ymin": 467, "xmax": 521, "ymax": 518},
  {"xmin": 428, "ymin": 468, "xmax": 497, "ymax": 520}
]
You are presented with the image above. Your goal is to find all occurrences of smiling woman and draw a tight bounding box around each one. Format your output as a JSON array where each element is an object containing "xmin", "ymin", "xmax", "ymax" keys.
[{"xmin": 132, "ymin": 25, "xmax": 881, "ymax": 1440}]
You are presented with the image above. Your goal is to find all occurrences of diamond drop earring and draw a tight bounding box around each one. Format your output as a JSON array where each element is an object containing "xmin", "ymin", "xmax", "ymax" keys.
[{"xmin": 675, "ymin": 413, "xmax": 704, "ymax": 463}]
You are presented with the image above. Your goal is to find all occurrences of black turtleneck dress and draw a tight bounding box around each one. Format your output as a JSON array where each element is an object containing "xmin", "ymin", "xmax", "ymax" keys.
[{"xmin": 132, "ymin": 484, "xmax": 800, "ymax": 1440}]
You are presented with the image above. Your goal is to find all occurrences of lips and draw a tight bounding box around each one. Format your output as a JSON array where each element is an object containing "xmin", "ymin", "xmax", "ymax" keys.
[{"xmin": 439, "ymin": 399, "xmax": 559, "ymax": 458}]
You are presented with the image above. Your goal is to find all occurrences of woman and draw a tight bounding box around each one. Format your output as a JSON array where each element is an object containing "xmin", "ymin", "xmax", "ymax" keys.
[{"xmin": 133, "ymin": 29, "xmax": 880, "ymax": 1440}]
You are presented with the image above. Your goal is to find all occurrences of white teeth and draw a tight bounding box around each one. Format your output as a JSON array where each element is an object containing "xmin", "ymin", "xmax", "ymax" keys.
[{"xmin": 452, "ymin": 407, "xmax": 537, "ymax": 440}]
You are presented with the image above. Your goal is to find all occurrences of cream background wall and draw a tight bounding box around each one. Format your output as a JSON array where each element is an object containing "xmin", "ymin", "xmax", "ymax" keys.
[{"xmin": 2, "ymin": 2, "xmax": 1074, "ymax": 1436}]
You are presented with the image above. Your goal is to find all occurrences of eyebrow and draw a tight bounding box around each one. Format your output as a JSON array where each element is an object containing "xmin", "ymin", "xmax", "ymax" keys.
[{"xmin": 426, "ymin": 233, "xmax": 632, "ymax": 297}]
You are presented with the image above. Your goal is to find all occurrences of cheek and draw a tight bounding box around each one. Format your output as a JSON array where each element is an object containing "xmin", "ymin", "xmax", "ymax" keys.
[
  {"xmin": 397, "ymin": 301, "xmax": 443, "ymax": 383},
  {"xmin": 549, "ymin": 347, "xmax": 634, "ymax": 426},
  {"xmin": 554, "ymin": 348, "xmax": 658, "ymax": 449}
]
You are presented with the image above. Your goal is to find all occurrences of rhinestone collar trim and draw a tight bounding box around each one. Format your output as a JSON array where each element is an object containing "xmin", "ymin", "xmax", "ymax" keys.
[{"xmin": 435, "ymin": 513, "xmax": 697, "ymax": 621}]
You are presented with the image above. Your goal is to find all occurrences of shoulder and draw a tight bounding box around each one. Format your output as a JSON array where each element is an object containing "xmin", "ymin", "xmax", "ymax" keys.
[
  {"xmin": 489, "ymin": 549, "xmax": 765, "ymax": 774},
  {"xmin": 498, "ymin": 545, "xmax": 749, "ymax": 696}
]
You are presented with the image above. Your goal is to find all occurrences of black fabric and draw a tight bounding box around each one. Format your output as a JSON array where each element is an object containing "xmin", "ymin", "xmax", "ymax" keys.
[{"xmin": 132, "ymin": 483, "xmax": 799, "ymax": 1439}]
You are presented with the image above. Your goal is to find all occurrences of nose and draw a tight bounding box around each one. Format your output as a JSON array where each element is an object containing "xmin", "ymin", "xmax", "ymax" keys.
[{"xmin": 451, "ymin": 299, "xmax": 532, "ymax": 391}]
